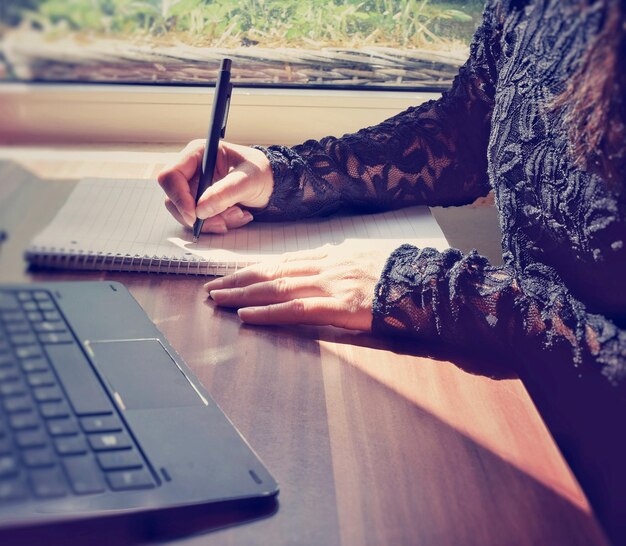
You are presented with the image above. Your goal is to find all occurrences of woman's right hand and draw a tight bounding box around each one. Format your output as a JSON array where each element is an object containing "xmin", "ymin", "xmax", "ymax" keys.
[{"xmin": 157, "ymin": 139, "xmax": 274, "ymax": 233}]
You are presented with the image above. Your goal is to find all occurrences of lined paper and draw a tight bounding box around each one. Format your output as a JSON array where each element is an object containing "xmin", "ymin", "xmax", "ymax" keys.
[{"xmin": 27, "ymin": 178, "xmax": 448, "ymax": 275}]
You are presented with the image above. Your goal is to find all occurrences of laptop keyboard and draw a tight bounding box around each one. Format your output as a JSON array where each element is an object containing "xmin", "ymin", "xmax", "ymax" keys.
[{"xmin": 0, "ymin": 288, "xmax": 155, "ymax": 504}]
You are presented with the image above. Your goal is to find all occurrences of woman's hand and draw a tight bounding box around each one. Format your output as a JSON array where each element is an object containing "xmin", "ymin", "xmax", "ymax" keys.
[
  {"xmin": 157, "ymin": 140, "xmax": 274, "ymax": 233},
  {"xmin": 204, "ymin": 242, "xmax": 392, "ymax": 331}
]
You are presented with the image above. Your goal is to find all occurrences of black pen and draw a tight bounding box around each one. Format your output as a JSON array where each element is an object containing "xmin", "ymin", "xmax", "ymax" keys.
[{"xmin": 192, "ymin": 58, "xmax": 233, "ymax": 243}]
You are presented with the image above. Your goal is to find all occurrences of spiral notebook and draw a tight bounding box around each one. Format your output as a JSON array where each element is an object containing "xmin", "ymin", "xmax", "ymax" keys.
[{"xmin": 25, "ymin": 178, "xmax": 447, "ymax": 276}]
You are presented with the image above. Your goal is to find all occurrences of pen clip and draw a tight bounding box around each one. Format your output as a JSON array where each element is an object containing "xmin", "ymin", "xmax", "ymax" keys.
[{"xmin": 220, "ymin": 83, "xmax": 232, "ymax": 139}]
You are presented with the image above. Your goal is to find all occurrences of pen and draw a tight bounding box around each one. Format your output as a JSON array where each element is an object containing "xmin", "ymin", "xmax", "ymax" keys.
[{"xmin": 192, "ymin": 58, "xmax": 233, "ymax": 242}]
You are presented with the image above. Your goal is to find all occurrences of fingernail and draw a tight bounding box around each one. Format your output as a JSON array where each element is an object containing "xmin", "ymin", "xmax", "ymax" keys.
[
  {"xmin": 242, "ymin": 211, "xmax": 253, "ymax": 222},
  {"xmin": 237, "ymin": 307, "xmax": 257, "ymax": 322},
  {"xmin": 204, "ymin": 278, "xmax": 223, "ymax": 291},
  {"xmin": 209, "ymin": 290, "xmax": 227, "ymax": 303}
]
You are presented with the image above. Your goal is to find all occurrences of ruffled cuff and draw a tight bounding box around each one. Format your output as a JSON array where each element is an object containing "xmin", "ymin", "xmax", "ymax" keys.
[
  {"xmin": 372, "ymin": 244, "xmax": 489, "ymax": 341},
  {"xmin": 249, "ymin": 145, "xmax": 309, "ymax": 221},
  {"xmin": 372, "ymin": 243, "xmax": 428, "ymax": 337},
  {"xmin": 251, "ymin": 144, "xmax": 344, "ymax": 221}
]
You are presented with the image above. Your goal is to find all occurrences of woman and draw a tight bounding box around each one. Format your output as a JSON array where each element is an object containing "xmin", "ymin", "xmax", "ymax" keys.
[
  {"xmin": 159, "ymin": 1, "xmax": 626, "ymax": 539},
  {"xmin": 160, "ymin": 0, "xmax": 625, "ymax": 387}
]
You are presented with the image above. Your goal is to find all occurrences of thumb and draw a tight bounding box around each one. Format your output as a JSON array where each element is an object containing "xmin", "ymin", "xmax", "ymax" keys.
[{"xmin": 196, "ymin": 164, "xmax": 271, "ymax": 220}]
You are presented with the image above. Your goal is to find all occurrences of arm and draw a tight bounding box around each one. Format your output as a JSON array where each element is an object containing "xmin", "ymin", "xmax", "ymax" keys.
[
  {"xmin": 373, "ymin": 245, "xmax": 626, "ymax": 387},
  {"xmin": 254, "ymin": 2, "xmax": 501, "ymax": 221}
]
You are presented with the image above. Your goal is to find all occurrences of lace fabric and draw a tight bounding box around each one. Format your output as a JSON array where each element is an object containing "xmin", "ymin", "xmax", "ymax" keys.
[{"xmin": 254, "ymin": 0, "xmax": 626, "ymax": 387}]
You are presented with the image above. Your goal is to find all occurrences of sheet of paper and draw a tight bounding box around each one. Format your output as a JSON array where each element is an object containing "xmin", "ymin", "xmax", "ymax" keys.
[{"xmin": 29, "ymin": 178, "xmax": 448, "ymax": 267}]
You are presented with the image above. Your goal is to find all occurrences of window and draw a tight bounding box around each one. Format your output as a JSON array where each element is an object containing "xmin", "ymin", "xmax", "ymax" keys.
[{"xmin": 1, "ymin": 0, "xmax": 483, "ymax": 90}]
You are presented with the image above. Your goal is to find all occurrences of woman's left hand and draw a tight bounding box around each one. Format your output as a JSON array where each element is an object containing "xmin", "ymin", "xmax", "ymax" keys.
[{"xmin": 204, "ymin": 242, "xmax": 391, "ymax": 331}]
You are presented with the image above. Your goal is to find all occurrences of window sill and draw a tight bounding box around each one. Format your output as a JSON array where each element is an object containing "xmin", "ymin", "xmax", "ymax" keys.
[{"xmin": 0, "ymin": 83, "xmax": 439, "ymax": 146}]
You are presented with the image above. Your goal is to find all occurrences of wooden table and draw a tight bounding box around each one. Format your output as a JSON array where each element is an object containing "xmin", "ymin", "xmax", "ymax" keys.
[{"xmin": 0, "ymin": 148, "xmax": 609, "ymax": 545}]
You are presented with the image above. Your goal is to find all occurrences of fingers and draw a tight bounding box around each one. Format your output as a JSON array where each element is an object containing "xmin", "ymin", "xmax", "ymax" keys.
[
  {"xmin": 238, "ymin": 298, "xmax": 343, "ymax": 326},
  {"xmin": 199, "ymin": 206, "xmax": 254, "ymax": 234},
  {"xmin": 166, "ymin": 198, "xmax": 254, "ymax": 233},
  {"xmin": 203, "ymin": 253, "xmax": 375, "ymax": 330},
  {"xmin": 195, "ymin": 144, "xmax": 273, "ymax": 219},
  {"xmin": 196, "ymin": 169, "xmax": 258, "ymax": 220},
  {"xmin": 158, "ymin": 140, "xmax": 273, "ymax": 235},
  {"xmin": 204, "ymin": 259, "xmax": 323, "ymax": 291},
  {"xmin": 205, "ymin": 261, "xmax": 351, "ymax": 327},
  {"xmin": 210, "ymin": 276, "xmax": 326, "ymax": 307},
  {"xmin": 164, "ymin": 198, "xmax": 190, "ymax": 228},
  {"xmin": 158, "ymin": 143, "xmax": 203, "ymax": 227}
]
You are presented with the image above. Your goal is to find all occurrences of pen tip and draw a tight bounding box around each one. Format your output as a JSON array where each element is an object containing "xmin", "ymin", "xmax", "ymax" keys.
[{"xmin": 192, "ymin": 235, "xmax": 199, "ymax": 243}]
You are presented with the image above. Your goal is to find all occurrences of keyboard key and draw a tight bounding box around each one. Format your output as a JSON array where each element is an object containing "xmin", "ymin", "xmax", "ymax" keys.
[
  {"xmin": 40, "ymin": 401, "xmax": 71, "ymax": 419},
  {"xmin": 45, "ymin": 344, "xmax": 114, "ymax": 416},
  {"xmin": 26, "ymin": 311, "xmax": 44, "ymax": 323},
  {"xmin": 80, "ymin": 415, "xmax": 123, "ymax": 434},
  {"xmin": 17, "ymin": 292, "xmax": 33, "ymax": 302},
  {"xmin": 23, "ymin": 447, "xmax": 56, "ymax": 468},
  {"xmin": 0, "ymin": 353, "xmax": 14, "ymax": 367},
  {"xmin": 33, "ymin": 292, "xmax": 51, "ymax": 302},
  {"xmin": 55, "ymin": 436, "xmax": 88, "ymax": 456},
  {"xmin": 63, "ymin": 456, "xmax": 106, "ymax": 495},
  {"xmin": 5, "ymin": 322, "xmax": 31, "ymax": 335},
  {"xmin": 15, "ymin": 429, "xmax": 47, "ymax": 449},
  {"xmin": 0, "ymin": 438, "xmax": 12, "ymax": 454},
  {"xmin": 39, "ymin": 332, "xmax": 74, "ymax": 344},
  {"xmin": 88, "ymin": 433, "xmax": 133, "ymax": 451},
  {"xmin": 0, "ymin": 478, "xmax": 28, "ymax": 503},
  {"xmin": 0, "ymin": 380, "xmax": 27, "ymax": 397},
  {"xmin": 0, "ymin": 455, "xmax": 19, "ymax": 478},
  {"xmin": 47, "ymin": 418, "xmax": 79, "ymax": 437},
  {"xmin": 43, "ymin": 311, "xmax": 62, "ymax": 322},
  {"xmin": 97, "ymin": 450, "xmax": 143, "ymax": 471},
  {"xmin": 2, "ymin": 311, "xmax": 26, "ymax": 323},
  {"xmin": 15, "ymin": 346, "xmax": 43, "ymax": 360},
  {"xmin": 37, "ymin": 301, "xmax": 56, "ymax": 312},
  {"xmin": 26, "ymin": 371, "xmax": 56, "ymax": 388},
  {"xmin": 106, "ymin": 469, "xmax": 154, "ymax": 491},
  {"xmin": 20, "ymin": 357, "xmax": 49, "ymax": 373},
  {"xmin": 9, "ymin": 333, "xmax": 37, "ymax": 346},
  {"xmin": 22, "ymin": 301, "xmax": 38, "ymax": 312},
  {"xmin": 33, "ymin": 321, "xmax": 68, "ymax": 334},
  {"xmin": 0, "ymin": 293, "xmax": 19, "ymax": 311},
  {"xmin": 9, "ymin": 412, "xmax": 40, "ymax": 431},
  {"xmin": 3, "ymin": 395, "xmax": 34, "ymax": 414},
  {"xmin": 30, "ymin": 467, "xmax": 67, "ymax": 498},
  {"xmin": 0, "ymin": 366, "xmax": 19, "ymax": 382},
  {"xmin": 33, "ymin": 386, "xmax": 64, "ymax": 403}
]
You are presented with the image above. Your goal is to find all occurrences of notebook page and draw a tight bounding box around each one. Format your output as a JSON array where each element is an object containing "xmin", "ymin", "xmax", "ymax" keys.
[{"xmin": 28, "ymin": 178, "xmax": 448, "ymax": 267}]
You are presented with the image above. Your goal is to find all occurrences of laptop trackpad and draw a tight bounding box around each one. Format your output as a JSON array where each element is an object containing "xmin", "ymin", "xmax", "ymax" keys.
[{"xmin": 89, "ymin": 339, "xmax": 204, "ymax": 410}]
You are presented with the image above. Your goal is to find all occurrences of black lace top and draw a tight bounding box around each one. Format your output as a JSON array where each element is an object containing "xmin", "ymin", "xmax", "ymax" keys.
[{"xmin": 254, "ymin": 0, "xmax": 626, "ymax": 387}]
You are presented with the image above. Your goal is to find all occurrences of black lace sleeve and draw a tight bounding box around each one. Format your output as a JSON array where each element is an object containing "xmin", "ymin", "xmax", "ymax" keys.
[
  {"xmin": 253, "ymin": 2, "xmax": 500, "ymax": 221},
  {"xmin": 373, "ymin": 245, "xmax": 626, "ymax": 387}
]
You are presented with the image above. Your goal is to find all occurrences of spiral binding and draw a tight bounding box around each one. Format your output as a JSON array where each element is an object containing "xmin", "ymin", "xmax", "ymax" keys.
[{"xmin": 24, "ymin": 245, "xmax": 253, "ymax": 277}]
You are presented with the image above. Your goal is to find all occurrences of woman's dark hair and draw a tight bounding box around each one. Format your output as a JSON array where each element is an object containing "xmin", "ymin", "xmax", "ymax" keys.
[{"xmin": 555, "ymin": 0, "xmax": 625, "ymax": 186}]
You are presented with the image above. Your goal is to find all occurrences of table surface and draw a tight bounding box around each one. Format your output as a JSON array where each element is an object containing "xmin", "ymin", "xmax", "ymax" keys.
[{"xmin": 0, "ymin": 147, "xmax": 609, "ymax": 545}]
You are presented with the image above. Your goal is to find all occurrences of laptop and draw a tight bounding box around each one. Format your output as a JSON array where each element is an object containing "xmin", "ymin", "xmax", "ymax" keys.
[{"xmin": 0, "ymin": 280, "xmax": 279, "ymax": 528}]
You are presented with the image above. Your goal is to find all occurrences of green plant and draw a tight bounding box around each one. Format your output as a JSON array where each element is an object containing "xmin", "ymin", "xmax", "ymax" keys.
[{"xmin": 2, "ymin": 0, "xmax": 483, "ymax": 49}]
